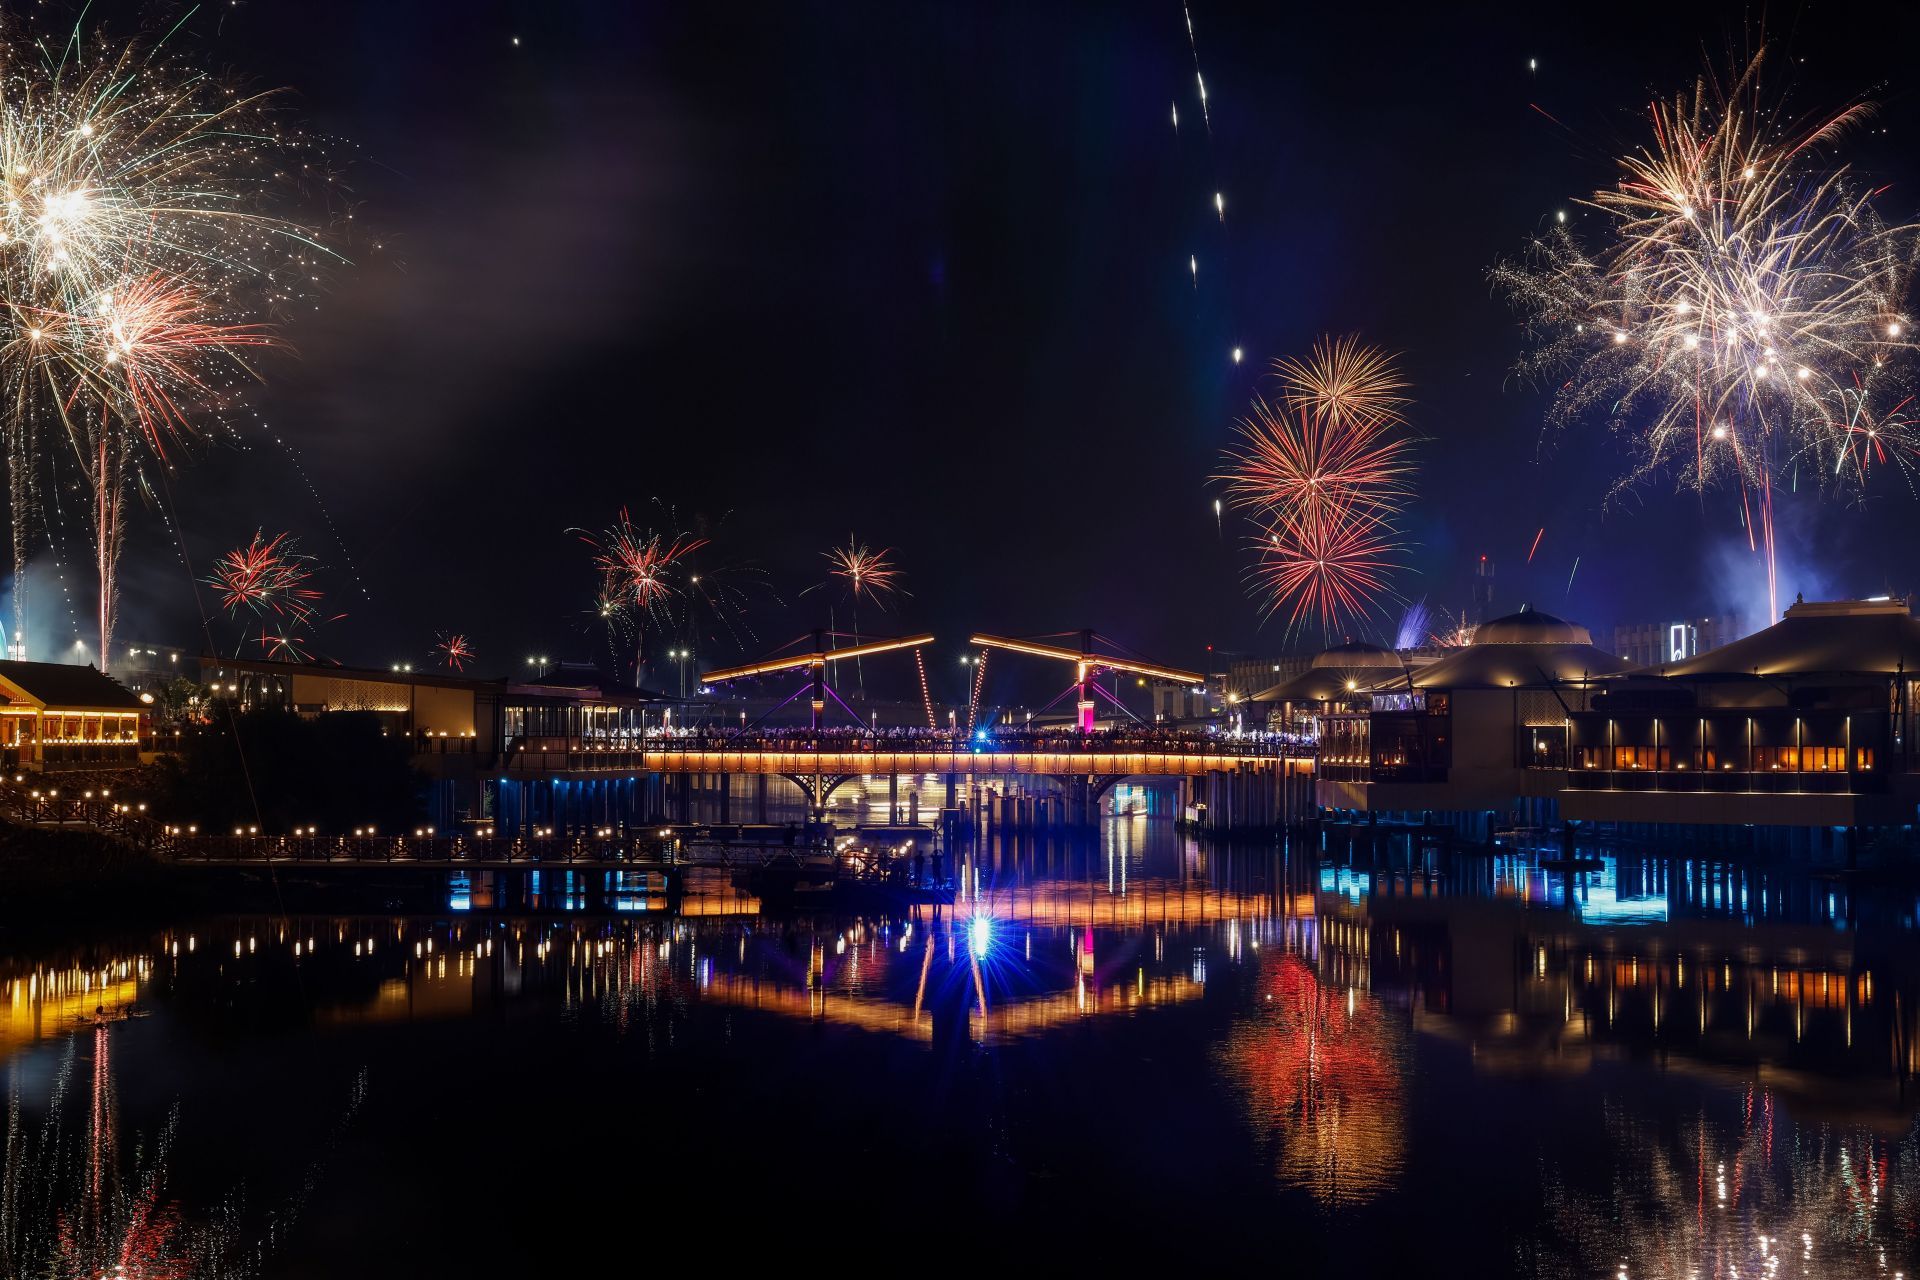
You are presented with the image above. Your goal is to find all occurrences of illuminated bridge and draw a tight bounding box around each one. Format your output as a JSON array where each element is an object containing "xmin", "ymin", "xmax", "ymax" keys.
[
  {"xmin": 197, "ymin": 632, "xmax": 1312, "ymax": 836},
  {"xmin": 533, "ymin": 627, "xmax": 1316, "ymax": 831}
]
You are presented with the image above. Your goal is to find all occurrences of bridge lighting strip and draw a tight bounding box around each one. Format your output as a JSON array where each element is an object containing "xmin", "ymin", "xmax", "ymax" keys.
[
  {"xmin": 967, "ymin": 633, "xmax": 1202, "ymax": 685},
  {"xmin": 702, "ymin": 633, "xmax": 936, "ymax": 684}
]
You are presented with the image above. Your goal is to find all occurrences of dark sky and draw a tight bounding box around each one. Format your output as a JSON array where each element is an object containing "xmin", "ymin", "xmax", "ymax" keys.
[{"xmin": 81, "ymin": 1, "xmax": 1920, "ymax": 696}]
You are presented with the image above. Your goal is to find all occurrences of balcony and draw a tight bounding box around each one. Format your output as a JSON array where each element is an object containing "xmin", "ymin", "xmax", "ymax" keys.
[{"xmin": 1563, "ymin": 766, "xmax": 1872, "ymax": 795}]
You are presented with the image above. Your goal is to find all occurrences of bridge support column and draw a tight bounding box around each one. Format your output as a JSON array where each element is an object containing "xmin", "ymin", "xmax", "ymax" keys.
[
  {"xmin": 755, "ymin": 774, "xmax": 769, "ymax": 824},
  {"xmin": 889, "ymin": 772, "xmax": 899, "ymax": 824},
  {"xmin": 718, "ymin": 772, "xmax": 731, "ymax": 825}
]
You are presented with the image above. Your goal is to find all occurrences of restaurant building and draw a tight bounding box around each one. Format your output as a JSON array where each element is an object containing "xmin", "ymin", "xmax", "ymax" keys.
[
  {"xmin": 1561, "ymin": 597, "xmax": 1920, "ymax": 828},
  {"xmin": 1313, "ymin": 607, "xmax": 1631, "ymax": 824},
  {"xmin": 0, "ymin": 661, "xmax": 148, "ymax": 771}
]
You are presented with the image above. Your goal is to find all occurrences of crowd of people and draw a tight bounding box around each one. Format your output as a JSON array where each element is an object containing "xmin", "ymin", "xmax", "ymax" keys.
[{"xmin": 613, "ymin": 722, "xmax": 1310, "ymax": 753}]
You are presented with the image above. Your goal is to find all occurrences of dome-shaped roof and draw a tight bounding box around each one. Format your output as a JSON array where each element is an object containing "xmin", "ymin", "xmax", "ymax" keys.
[
  {"xmin": 1309, "ymin": 640, "xmax": 1402, "ymax": 670},
  {"xmin": 1472, "ymin": 606, "xmax": 1592, "ymax": 645}
]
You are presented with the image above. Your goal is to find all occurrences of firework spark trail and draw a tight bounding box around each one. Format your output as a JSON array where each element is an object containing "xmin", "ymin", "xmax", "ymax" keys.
[
  {"xmin": 1182, "ymin": 3, "xmax": 1210, "ymax": 133},
  {"xmin": 0, "ymin": 16, "xmax": 339, "ymax": 666},
  {"xmin": 1493, "ymin": 48, "xmax": 1920, "ymax": 619},
  {"xmin": 1526, "ymin": 527, "xmax": 1545, "ymax": 564}
]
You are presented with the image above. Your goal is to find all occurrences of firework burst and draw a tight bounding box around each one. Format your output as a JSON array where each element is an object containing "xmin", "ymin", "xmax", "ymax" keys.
[
  {"xmin": 206, "ymin": 530, "xmax": 322, "ymax": 624},
  {"xmin": 1492, "ymin": 48, "xmax": 1920, "ymax": 617},
  {"xmin": 576, "ymin": 507, "xmax": 706, "ymax": 677},
  {"xmin": 0, "ymin": 15, "xmax": 339, "ymax": 667},
  {"xmin": 1220, "ymin": 337, "xmax": 1416, "ymax": 636},
  {"xmin": 822, "ymin": 536, "xmax": 904, "ymax": 606},
  {"xmin": 1271, "ymin": 334, "xmax": 1412, "ymax": 432},
  {"xmin": 1250, "ymin": 504, "xmax": 1403, "ymax": 630},
  {"xmin": 1220, "ymin": 395, "xmax": 1416, "ymax": 524},
  {"xmin": 434, "ymin": 632, "xmax": 475, "ymax": 672}
]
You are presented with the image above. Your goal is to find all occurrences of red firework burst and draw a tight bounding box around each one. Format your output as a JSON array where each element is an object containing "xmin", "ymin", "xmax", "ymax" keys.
[
  {"xmin": 1220, "ymin": 396, "xmax": 1416, "ymax": 521},
  {"xmin": 206, "ymin": 530, "xmax": 322, "ymax": 624},
  {"xmin": 1252, "ymin": 502, "xmax": 1402, "ymax": 630},
  {"xmin": 256, "ymin": 625, "xmax": 313, "ymax": 662},
  {"xmin": 59, "ymin": 273, "xmax": 276, "ymax": 458},
  {"xmin": 582, "ymin": 508, "xmax": 706, "ymax": 613},
  {"xmin": 434, "ymin": 633, "xmax": 476, "ymax": 672}
]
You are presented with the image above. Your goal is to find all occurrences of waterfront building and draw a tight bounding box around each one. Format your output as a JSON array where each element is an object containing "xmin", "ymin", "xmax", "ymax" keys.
[
  {"xmin": 0, "ymin": 661, "xmax": 148, "ymax": 771},
  {"xmin": 1252, "ymin": 641, "xmax": 1405, "ymax": 735},
  {"xmin": 1561, "ymin": 597, "xmax": 1920, "ymax": 828},
  {"xmin": 1314, "ymin": 607, "xmax": 1630, "ymax": 820}
]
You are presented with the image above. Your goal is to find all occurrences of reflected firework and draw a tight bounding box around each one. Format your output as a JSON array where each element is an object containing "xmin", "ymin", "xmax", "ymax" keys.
[
  {"xmin": 1532, "ymin": 1093, "xmax": 1919, "ymax": 1279},
  {"xmin": 1, "ymin": 1024, "xmax": 366, "ymax": 1278},
  {"xmin": 1217, "ymin": 951, "xmax": 1409, "ymax": 1208}
]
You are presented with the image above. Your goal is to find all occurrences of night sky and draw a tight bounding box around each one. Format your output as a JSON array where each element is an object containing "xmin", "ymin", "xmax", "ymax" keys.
[{"xmin": 74, "ymin": 2, "xmax": 1920, "ymax": 693}]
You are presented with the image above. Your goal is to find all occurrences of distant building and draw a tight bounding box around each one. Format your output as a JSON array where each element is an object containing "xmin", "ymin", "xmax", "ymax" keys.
[
  {"xmin": 1225, "ymin": 655, "xmax": 1310, "ymax": 701},
  {"xmin": 1154, "ymin": 683, "xmax": 1221, "ymax": 723},
  {"xmin": 111, "ymin": 642, "xmax": 194, "ymax": 695},
  {"xmin": 1611, "ymin": 616, "xmax": 1742, "ymax": 669},
  {"xmin": 1470, "ymin": 555, "xmax": 1495, "ymax": 626}
]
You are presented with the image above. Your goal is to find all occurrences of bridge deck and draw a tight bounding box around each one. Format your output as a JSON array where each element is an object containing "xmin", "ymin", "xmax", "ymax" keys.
[{"xmin": 507, "ymin": 746, "xmax": 1303, "ymax": 777}]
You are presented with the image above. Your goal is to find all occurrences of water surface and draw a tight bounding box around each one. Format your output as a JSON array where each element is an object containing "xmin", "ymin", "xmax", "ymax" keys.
[{"xmin": 3, "ymin": 817, "xmax": 1916, "ymax": 1276}]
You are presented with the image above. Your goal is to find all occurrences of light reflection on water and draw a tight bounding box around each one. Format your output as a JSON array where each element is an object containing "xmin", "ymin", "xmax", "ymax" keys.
[{"xmin": 0, "ymin": 816, "xmax": 1917, "ymax": 1273}]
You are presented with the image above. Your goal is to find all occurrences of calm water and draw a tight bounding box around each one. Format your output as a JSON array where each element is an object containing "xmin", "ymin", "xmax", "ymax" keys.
[{"xmin": 3, "ymin": 814, "xmax": 1918, "ymax": 1277}]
